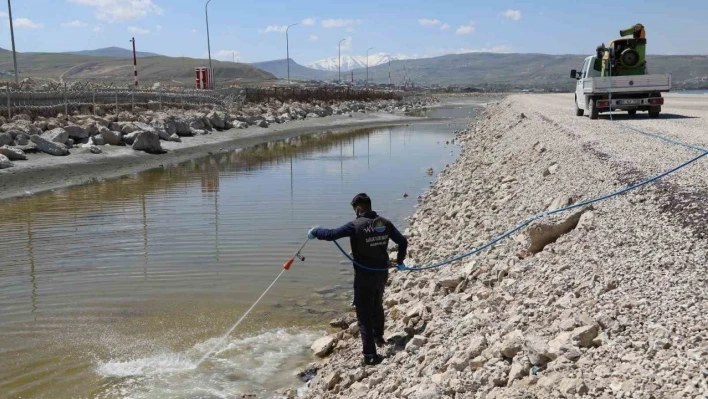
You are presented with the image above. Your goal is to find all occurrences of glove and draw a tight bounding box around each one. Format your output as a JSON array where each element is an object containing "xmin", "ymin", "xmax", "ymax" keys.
[{"xmin": 307, "ymin": 227, "xmax": 319, "ymax": 240}]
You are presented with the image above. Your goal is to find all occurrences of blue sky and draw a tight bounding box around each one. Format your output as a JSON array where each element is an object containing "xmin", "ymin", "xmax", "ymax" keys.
[{"xmin": 2, "ymin": 0, "xmax": 707, "ymax": 63}]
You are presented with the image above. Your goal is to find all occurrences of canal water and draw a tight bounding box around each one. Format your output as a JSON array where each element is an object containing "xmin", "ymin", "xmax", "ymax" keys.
[{"xmin": 0, "ymin": 108, "xmax": 478, "ymax": 398}]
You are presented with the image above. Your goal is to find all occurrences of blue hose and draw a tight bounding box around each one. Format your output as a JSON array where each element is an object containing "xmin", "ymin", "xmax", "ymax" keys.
[{"xmin": 333, "ymin": 77, "xmax": 708, "ymax": 272}]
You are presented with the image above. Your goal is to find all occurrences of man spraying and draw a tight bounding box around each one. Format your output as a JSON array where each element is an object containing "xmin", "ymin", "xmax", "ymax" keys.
[{"xmin": 308, "ymin": 193, "xmax": 408, "ymax": 366}]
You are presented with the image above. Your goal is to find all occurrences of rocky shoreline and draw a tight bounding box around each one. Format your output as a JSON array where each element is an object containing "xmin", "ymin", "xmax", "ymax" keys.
[
  {"xmin": 0, "ymin": 97, "xmax": 435, "ymax": 169},
  {"xmin": 290, "ymin": 95, "xmax": 707, "ymax": 398}
]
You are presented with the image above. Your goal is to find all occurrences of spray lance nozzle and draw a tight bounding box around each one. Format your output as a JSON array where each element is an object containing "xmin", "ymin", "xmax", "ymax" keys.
[{"xmin": 283, "ymin": 239, "xmax": 310, "ymax": 270}]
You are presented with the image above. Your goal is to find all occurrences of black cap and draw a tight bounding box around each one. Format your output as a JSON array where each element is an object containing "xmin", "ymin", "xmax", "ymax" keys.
[{"xmin": 350, "ymin": 193, "xmax": 371, "ymax": 207}]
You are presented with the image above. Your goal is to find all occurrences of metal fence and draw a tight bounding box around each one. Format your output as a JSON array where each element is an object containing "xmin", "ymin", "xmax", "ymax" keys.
[
  {"xmin": 241, "ymin": 87, "xmax": 402, "ymax": 103},
  {"xmin": 0, "ymin": 86, "xmax": 241, "ymax": 119},
  {"xmin": 0, "ymin": 82, "xmax": 402, "ymax": 119}
]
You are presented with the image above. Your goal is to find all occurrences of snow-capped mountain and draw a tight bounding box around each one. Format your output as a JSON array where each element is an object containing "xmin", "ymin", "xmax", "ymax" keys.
[{"xmin": 305, "ymin": 53, "xmax": 411, "ymax": 72}]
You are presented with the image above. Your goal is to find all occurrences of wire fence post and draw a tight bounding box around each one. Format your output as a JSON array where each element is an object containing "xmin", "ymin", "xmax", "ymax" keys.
[
  {"xmin": 64, "ymin": 83, "xmax": 68, "ymax": 116},
  {"xmin": 92, "ymin": 90, "xmax": 96, "ymax": 116},
  {"xmin": 6, "ymin": 85, "xmax": 11, "ymax": 119}
]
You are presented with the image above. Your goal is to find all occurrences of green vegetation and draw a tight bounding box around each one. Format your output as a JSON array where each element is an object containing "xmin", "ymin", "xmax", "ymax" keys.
[{"xmin": 0, "ymin": 47, "xmax": 276, "ymax": 84}]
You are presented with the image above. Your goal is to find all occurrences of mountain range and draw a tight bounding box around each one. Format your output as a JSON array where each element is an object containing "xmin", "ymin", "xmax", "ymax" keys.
[
  {"xmin": 255, "ymin": 53, "xmax": 708, "ymax": 90},
  {"xmin": 65, "ymin": 47, "xmax": 162, "ymax": 58},
  {"xmin": 305, "ymin": 53, "xmax": 410, "ymax": 72}
]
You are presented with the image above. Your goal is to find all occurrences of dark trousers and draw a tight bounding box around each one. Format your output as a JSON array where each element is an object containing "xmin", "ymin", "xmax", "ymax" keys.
[{"xmin": 353, "ymin": 271, "xmax": 388, "ymax": 356}]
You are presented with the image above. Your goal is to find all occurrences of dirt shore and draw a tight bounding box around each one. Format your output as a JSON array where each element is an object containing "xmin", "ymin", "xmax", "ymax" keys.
[{"xmin": 299, "ymin": 93, "xmax": 707, "ymax": 399}]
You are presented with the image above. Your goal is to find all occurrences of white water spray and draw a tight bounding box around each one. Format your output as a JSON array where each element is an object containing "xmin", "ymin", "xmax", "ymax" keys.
[{"xmin": 195, "ymin": 268, "xmax": 288, "ymax": 367}]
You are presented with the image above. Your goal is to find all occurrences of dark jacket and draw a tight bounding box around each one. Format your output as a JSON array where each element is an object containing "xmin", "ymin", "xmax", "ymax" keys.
[{"xmin": 313, "ymin": 211, "xmax": 408, "ymax": 272}]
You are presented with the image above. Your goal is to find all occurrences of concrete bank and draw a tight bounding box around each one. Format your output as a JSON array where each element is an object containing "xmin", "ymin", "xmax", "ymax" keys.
[{"xmin": 296, "ymin": 94, "xmax": 708, "ymax": 398}]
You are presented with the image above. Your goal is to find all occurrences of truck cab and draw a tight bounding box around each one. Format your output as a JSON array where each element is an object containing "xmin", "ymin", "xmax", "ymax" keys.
[{"xmin": 571, "ymin": 55, "xmax": 670, "ymax": 119}]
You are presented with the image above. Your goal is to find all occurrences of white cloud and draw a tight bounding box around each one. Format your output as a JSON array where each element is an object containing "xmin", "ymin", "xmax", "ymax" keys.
[
  {"xmin": 337, "ymin": 37, "xmax": 352, "ymax": 52},
  {"xmin": 321, "ymin": 18, "xmax": 360, "ymax": 28},
  {"xmin": 437, "ymin": 45, "xmax": 513, "ymax": 55},
  {"xmin": 262, "ymin": 25, "xmax": 287, "ymax": 33},
  {"xmin": 61, "ymin": 20, "xmax": 87, "ymax": 28},
  {"xmin": 302, "ymin": 17, "xmax": 316, "ymax": 26},
  {"xmin": 155, "ymin": 24, "xmax": 162, "ymax": 31},
  {"xmin": 501, "ymin": 9, "xmax": 522, "ymax": 21},
  {"xmin": 440, "ymin": 23, "xmax": 450, "ymax": 31},
  {"xmin": 128, "ymin": 26, "xmax": 150, "ymax": 35},
  {"xmin": 418, "ymin": 18, "xmax": 441, "ymax": 26},
  {"xmin": 68, "ymin": 0, "xmax": 162, "ymax": 22},
  {"xmin": 0, "ymin": 12, "xmax": 6, "ymax": 18},
  {"xmin": 191, "ymin": 28, "xmax": 197, "ymax": 33},
  {"xmin": 309, "ymin": 34, "xmax": 319, "ymax": 41},
  {"xmin": 456, "ymin": 23, "xmax": 475, "ymax": 35},
  {"xmin": 14, "ymin": 18, "xmax": 43, "ymax": 29},
  {"xmin": 93, "ymin": 25, "xmax": 103, "ymax": 32},
  {"xmin": 214, "ymin": 50, "xmax": 241, "ymax": 62}
]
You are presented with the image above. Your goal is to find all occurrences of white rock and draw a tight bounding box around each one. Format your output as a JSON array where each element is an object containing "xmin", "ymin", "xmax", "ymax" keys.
[
  {"xmin": 0, "ymin": 154, "xmax": 13, "ymax": 169},
  {"xmin": 311, "ymin": 335, "xmax": 337, "ymax": 358},
  {"xmin": 0, "ymin": 145, "xmax": 26, "ymax": 160},
  {"xmin": 30, "ymin": 135, "xmax": 69, "ymax": 156}
]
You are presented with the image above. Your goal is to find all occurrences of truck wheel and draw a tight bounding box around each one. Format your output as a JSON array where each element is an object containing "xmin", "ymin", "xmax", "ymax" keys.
[
  {"xmin": 628, "ymin": 110, "xmax": 637, "ymax": 116},
  {"xmin": 589, "ymin": 99, "xmax": 599, "ymax": 120},
  {"xmin": 649, "ymin": 106, "xmax": 661, "ymax": 118},
  {"xmin": 575, "ymin": 100, "xmax": 584, "ymax": 117}
]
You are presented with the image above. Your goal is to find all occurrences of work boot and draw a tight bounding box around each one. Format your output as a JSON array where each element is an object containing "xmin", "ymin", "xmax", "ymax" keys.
[{"xmin": 363, "ymin": 354, "xmax": 385, "ymax": 366}]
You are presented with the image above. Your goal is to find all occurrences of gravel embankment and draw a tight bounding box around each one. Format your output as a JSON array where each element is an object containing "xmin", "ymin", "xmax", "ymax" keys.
[{"xmin": 297, "ymin": 94, "xmax": 708, "ymax": 399}]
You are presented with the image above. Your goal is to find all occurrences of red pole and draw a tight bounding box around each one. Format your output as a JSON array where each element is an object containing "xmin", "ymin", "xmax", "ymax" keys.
[{"xmin": 131, "ymin": 37, "xmax": 138, "ymax": 87}]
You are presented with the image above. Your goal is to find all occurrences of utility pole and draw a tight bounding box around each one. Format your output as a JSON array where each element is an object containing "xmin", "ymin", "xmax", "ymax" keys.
[
  {"xmin": 7, "ymin": 0, "xmax": 19, "ymax": 84},
  {"xmin": 130, "ymin": 37, "xmax": 137, "ymax": 87},
  {"xmin": 366, "ymin": 47, "xmax": 373, "ymax": 87},
  {"xmin": 286, "ymin": 23, "xmax": 298, "ymax": 84},
  {"xmin": 205, "ymin": 0, "xmax": 213, "ymax": 88},
  {"xmin": 338, "ymin": 38, "xmax": 346, "ymax": 83}
]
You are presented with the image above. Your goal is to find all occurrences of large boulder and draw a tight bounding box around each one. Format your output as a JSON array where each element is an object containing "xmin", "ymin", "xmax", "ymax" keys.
[
  {"xmin": 0, "ymin": 145, "xmax": 27, "ymax": 160},
  {"xmin": 0, "ymin": 154, "xmax": 13, "ymax": 169},
  {"xmin": 2, "ymin": 121, "xmax": 41, "ymax": 136},
  {"xmin": 122, "ymin": 131, "xmax": 141, "ymax": 145},
  {"xmin": 174, "ymin": 119, "xmax": 191, "ymax": 136},
  {"xmin": 11, "ymin": 113, "xmax": 31, "ymax": 122},
  {"xmin": 117, "ymin": 111, "xmax": 136, "ymax": 122},
  {"xmin": 63, "ymin": 124, "xmax": 89, "ymax": 140},
  {"xmin": 30, "ymin": 135, "xmax": 69, "ymax": 156},
  {"xmin": 206, "ymin": 111, "xmax": 225, "ymax": 130},
  {"xmin": 311, "ymin": 335, "xmax": 337, "ymax": 358},
  {"xmin": 135, "ymin": 122, "xmax": 169, "ymax": 141},
  {"xmin": 188, "ymin": 118, "xmax": 206, "ymax": 130},
  {"xmin": 0, "ymin": 132, "xmax": 12, "ymax": 146},
  {"xmin": 132, "ymin": 131, "xmax": 163, "ymax": 153},
  {"xmin": 13, "ymin": 133, "xmax": 30, "ymax": 146},
  {"xmin": 120, "ymin": 123, "xmax": 141, "ymax": 134},
  {"xmin": 98, "ymin": 127, "xmax": 122, "ymax": 146},
  {"xmin": 42, "ymin": 128, "xmax": 69, "ymax": 144}
]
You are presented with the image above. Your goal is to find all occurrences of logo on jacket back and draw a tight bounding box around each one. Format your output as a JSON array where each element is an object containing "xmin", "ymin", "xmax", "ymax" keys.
[{"xmin": 364, "ymin": 218, "xmax": 387, "ymax": 234}]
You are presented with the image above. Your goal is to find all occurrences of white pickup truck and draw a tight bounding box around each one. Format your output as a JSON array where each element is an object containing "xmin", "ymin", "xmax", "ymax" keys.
[{"xmin": 571, "ymin": 55, "xmax": 671, "ymax": 119}]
